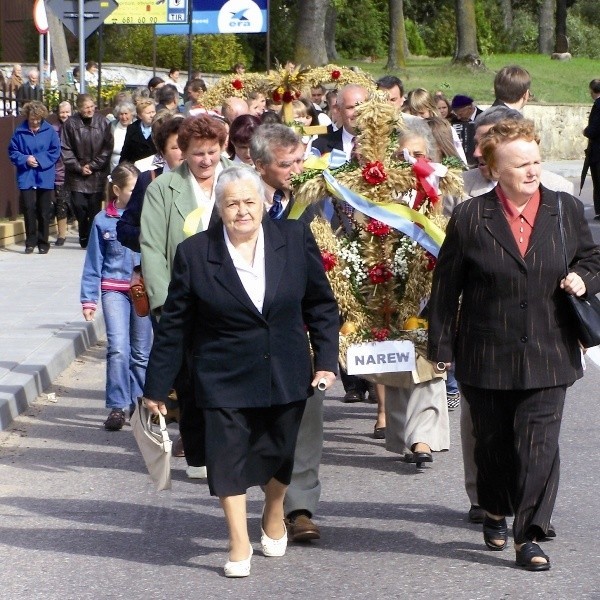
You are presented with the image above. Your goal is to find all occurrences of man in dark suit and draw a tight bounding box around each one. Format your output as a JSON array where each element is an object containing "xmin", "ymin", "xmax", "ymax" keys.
[
  {"xmin": 312, "ymin": 84, "xmax": 369, "ymax": 159},
  {"xmin": 312, "ymin": 85, "xmax": 375, "ymax": 404},
  {"xmin": 491, "ymin": 64, "xmax": 531, "ymax": 111},
  {"xmin": 584, "ymin": 78, "xmax": 600, "ymax": 218},
  {"xmin": 16, "ymin": 68, "xmax": 42, "ymax": 111},
  {"xmin": 449, "ymin": 94, "xmax": 483, "ymax": 168}
]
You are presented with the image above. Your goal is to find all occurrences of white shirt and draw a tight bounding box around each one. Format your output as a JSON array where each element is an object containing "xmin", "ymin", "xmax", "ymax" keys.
[
  {"xmin": 189, "ymin": 163, "xmax": 223, "ymax": 230},
  {"xmin": 341, "ymin": 127, "xmax": 355, "ymax": 160},
  {"xmin": 223, "ymin": 225, "xmax": 266, "ymax": 313}
]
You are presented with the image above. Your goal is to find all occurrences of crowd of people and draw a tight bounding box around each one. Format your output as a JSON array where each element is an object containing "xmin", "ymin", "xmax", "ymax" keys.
[{"xmin": 5, "ymin": 60, "xmax": 600, "ymax": 577}]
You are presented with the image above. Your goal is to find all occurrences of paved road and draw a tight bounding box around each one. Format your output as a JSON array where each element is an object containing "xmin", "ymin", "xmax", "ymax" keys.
[
  {"xmin": 0, "ymin": 342, "xmax": 599, "ymax": 599},
  {"xmin": 0, "ymin": 164, "xmax": 598, "ymax": 598}
]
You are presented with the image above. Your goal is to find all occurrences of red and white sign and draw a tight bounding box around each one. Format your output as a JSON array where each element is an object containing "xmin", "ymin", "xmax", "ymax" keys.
[{"xmin": 33, "ymin": 0, "xmax": 49, "ymax": 34}]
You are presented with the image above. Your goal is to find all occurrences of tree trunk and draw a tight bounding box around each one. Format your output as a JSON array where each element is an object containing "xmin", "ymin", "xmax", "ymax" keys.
[
  {"xmin": 555, "ymin": 0, "xmax": 568, "ymax": 53},
  {"xmin": 324, "ymin": 2, "xmax": 338, "ymax": 62},
  {"xmin": 538, "ymin": 0, "xmax": 555, "ymax": 55},
  {"xmin": 498, "ymin": 0, "xmax": 513, "ymax": 31},
  {"xmin": 385, "ymin": 0, "xmax": 408, "ymax": 71},
  {"xmin": 453, "ymin": 0, "xmax": 481, "ymax": 67},
  {"xmin": 294, "ymin": 0, "xmax": 329, "ymax": 66},
  {"xmin": 46, "ymin": 6, "xmax": 71, "ymax": 87}
]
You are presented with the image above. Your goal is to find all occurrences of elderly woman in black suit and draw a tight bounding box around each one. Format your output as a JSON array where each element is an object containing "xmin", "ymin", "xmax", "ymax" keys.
[
  {"xmin": 143, "ymin": 166, "xmax": 339, "ymax": 577},
  {"xmin": 428, "ymin": 119, "xmax": 600, "ymax": 571}
]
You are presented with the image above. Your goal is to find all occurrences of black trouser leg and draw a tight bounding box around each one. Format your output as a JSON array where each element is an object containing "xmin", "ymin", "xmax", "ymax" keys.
[
  {"xmin": 71, "ymin": 191, "xmax": 102, "ymax": 248},
  {"xmin": 20, "ymin": 189, "xmax": 38, "ymax": 249},
  {"xmin": 590, "ymin": 161, "xmax": 600, "ymax": 216},
  {"xmin": 36, "ymin": 188, "xmax": 53, "ymax": 251}
]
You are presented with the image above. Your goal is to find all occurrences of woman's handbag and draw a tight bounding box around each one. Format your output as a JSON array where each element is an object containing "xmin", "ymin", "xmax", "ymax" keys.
[
  {"xmin": 131, "ymin": 398, "xmax": 172, "ymax": 491},
  {"xmin": 557, "ymin": 193, "xmax": 600, "ymax": 348},
  {"xmin": 130, "ymin": 265, "xmax": 150, "ymax": 318}
]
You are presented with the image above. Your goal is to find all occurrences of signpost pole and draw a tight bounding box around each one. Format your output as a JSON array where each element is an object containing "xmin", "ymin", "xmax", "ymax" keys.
[
  {"xmin": 187, "ymin": 0, "xmax": 193, "ymax": 82},
  {"xmin": 78, "ymin": 0, "xmax": 86, "ymax": 94}
]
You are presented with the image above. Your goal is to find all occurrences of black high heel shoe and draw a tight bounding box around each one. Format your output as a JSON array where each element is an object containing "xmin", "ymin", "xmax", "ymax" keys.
[{"xmin": 483, "ymin": 515, "xmax": 508, "ymax": 551}]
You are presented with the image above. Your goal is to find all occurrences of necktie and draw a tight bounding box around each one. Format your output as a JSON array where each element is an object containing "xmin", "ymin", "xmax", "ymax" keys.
[{"xmin": 269, "ymin": 188, "xmax": 285, "ymax": 220}]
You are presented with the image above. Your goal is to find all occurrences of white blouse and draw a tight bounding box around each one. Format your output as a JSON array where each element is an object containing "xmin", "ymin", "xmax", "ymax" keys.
[{"xmin": 223, "ymin": 225, "xmax": 266, "ymax": 313}]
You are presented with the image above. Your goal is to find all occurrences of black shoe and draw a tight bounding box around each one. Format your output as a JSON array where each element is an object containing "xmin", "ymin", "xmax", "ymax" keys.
[
  {"xmin": 447, "ymin": 391, "xmax": 460, "ymax": 410},
  {"xmin": 25, "ymin": 247, "xmax": 34, "ymax": 254},
  {"xmin": 342, "ymin": 390, "xmax": 365, "ymax": 403},
  {"xmin": 104, "ymin": 408, "xmax": 126, "ymax": 431},
  {"xmin": 55, "ymin": 237, "xmax": 66, "ymax": 246},
  {"xmin": 38, "ymin": 247, "xmax": 49, "ymax": 254},
  {"xmin": 468, "ymin": 505, "xmax": 485, "ymax": 524},
  {"xmin": 373, "ymin": 426, "xmax": 386, "ymax": 440},
  {"xmin": 594, "ymin": 215, "xmax": 600, "ymax": 221},
  {"xmin": 515, "ymin": 542, "xmax": 550, "ymax": 571},
  {"xmin": 483, "ymin": 515, "xmax": 508, "ymax": 551}
]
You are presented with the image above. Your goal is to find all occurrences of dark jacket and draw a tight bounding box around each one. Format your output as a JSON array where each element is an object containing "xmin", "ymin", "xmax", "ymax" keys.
[
  {"xmin": 119, "ymin": 120, "xmax": 157, "ymax": 164},
  {"xmin": 143, "ymin": 218, "xmax": 339, "ymax": 408},
  {"xmin": 584, "ymin": 96, "xmax": 600, "ymax": 164},
  {"xmin": 8, "ymin": 119, "xmax": 61, "ymax": 190},
  {"xmin": 427, "ymin": 186, "xmax": 600, "ymax": 390},
  {"xmin": 16, "ymin": 83, "xmax": 42, "ymax": 108},
  {"xmin": 117, "ymin": 167, "xmax": 163, "ymax": 252},
  {"xmin": 312, "ymin": 128, "xmax": 344, "ymax": 156},
  {"xmin": 52, "ymin": 122, "xmax": 66, "ymax": 186},
  {"xmin": 61, "ymin": 112, "xmax": 113, "ymax": 193}
]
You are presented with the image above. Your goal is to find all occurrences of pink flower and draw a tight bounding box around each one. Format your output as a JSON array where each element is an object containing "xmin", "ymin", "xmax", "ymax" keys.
[{"xmin": 362, "ymin": 161, "xmax": 387, "ymax": 185}]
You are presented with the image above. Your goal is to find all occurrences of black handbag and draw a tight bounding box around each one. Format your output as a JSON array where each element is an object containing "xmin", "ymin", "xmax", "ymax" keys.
[{"xmin": 557, "ymin": 193, "xmax": 600, "ymax": 348}]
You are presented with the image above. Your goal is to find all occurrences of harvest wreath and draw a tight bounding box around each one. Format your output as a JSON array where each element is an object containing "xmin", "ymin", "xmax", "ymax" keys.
[{"xmin": 291, "ymin": 95, "xmax": 464, "ymax": 363}]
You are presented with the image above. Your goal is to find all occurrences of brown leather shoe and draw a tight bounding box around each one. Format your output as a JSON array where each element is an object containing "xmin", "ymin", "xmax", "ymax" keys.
[
  {"xmin": 172, "ymin": 435, "xmax": 185, "ymax": 457},
  {"xmin": 286, "ymin": 513, "xmax": 320, "ymax": 542}
]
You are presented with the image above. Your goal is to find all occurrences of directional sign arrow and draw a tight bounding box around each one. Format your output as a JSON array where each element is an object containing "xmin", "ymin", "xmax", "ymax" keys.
[{"xmin": 46, "ymin": 0, "xmax": 118, "ymax": 38}]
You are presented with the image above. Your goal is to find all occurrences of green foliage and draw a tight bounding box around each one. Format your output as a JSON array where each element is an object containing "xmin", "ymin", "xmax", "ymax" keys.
[
  {"xmin": 336, "ymin": 0, "xmax": 387, "ymax": 59},
  {"xmin": 506, "ymin": 9, "xmax": 538, "ymax": 53},
  {"xmin": 475, "ymin": 0, "xmax": 507, "ymax": 55},
  {"xmin": 405, "ymin": 19, "xmax": 427, "ymax": 56},
  {"xmin": 566, "ymin": 13, "xmax": 600, "ymax": 60},
  {"xmin": 418, "ymin": 5, "xmax": 456, "ymax": 58},
  {"xmin": 96, "ymin": 25, "xmax": 249, "ymax": 73},
  {"xmin": 269, "ymin": 0, "xmax": 299, "ymax": 65},
  {"xmin": 575, "ymin": 0, "xmax": 600, "ymax": 24}
]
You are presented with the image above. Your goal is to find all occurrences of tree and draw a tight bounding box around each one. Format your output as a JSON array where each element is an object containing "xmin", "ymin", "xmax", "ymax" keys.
[
  {"xmin": 294, "ymin": 0, "xmax": 329, "ymax": 66},
  {"xmin": 538, "ymin": 0, "xmax": 555, "ymax": 54},
  {"xmin": 453, "ymin": 0, "xmax": 481, "ymax": 66},
  {"xmin": 555, "ymin": 0, "xmax": 568, "ymax": 53},
  {"xmin": 386, "ymin": 0, "xmax": 409, "ymax": 70},
  {"xmin": 498, "ymin": 0, "xmax": 513, "ymax": 30}
]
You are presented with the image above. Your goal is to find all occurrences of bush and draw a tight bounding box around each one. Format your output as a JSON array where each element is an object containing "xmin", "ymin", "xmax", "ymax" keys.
[
  {"xmin": 418, "ymin": 5, "xmax": 456, "ymax": 57},
  {"xmin": 475, "ymin": 0, "xmax": 508, "ymax": 55},
  {"xmin": 567, "ymin": 13, "xmax": 600, "ymax": 59},
  {"xmin": 507, "ymin": 9, "xmax": 538, "ymax": 54},
  {"xmin": 405, "ymin": 19, "xmax": 427, "ymax": 56},
  {"xmin": 336, "ymin": 0, "xmax": 387, "ymax": 59}
]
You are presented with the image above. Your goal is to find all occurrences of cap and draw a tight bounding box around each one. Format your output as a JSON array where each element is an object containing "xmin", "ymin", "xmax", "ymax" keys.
[{"xmin": 451, "ymin": 94, "xmax": 474, "ymax": 109}]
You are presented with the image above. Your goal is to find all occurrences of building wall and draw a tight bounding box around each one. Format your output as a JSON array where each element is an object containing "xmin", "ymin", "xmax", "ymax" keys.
[{"xmin": 0, "ymin": 0, "xmax": 34, "ymax": 62}]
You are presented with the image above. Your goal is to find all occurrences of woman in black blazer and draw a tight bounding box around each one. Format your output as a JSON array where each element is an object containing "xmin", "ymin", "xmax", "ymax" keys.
[
  {"xmin": 119, "ymin": 98, "xmax": 157, "ymax": 164},
  {"xmin": 143, "ymin": 166, "xmax": 339, "ymax": 577},
  {"xmin": 428, "ymin": 119, "xmax": 600, "ymax": 571}
]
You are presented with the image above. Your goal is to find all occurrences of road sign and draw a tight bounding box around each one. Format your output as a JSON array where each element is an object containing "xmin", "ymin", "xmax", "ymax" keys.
[
  {"xmin": 46, "ymin": 0, "xmax": 118, "ymax": 38},
  {"xmin": 105, "ymin": 0, "xmax": 189, "ymax": 26}
]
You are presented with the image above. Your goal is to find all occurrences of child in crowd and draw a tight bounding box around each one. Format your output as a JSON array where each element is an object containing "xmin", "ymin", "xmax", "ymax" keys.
[
  {"xmin": 292, "ymin": 99, "xmax": 318, "ymax": 158},
  {"xmin": 80, "ymin": 163, "xmax": 153, "ymax": 431}
]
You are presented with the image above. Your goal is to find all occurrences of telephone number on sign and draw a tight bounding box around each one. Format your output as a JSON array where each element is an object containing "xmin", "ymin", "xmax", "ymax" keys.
[{"xmin": 112, "ymin": 16, "xmax": 160, "ymax": 24}]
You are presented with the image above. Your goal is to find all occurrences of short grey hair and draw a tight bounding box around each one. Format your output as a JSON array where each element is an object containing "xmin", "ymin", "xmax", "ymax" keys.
[
  {"xmin": 113, "ymin": 101, "xmax": 135, "ymax": 119},
  {"xmin": 215, "ymin": 166, "xmax": 265, "ymax": 214},
  {"xmin": 249, "ymin": 124, "xmax": 301, "ymax": 165},
  {"xmin": 398, "ymin": 115, "xmax": 435, "ymax": 159},
  {"xmin": 474, "ymin": 105, "xmax": 523, "ymax": 129}
]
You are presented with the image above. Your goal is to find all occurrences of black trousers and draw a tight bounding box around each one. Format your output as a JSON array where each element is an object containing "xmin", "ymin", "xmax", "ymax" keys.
[
  {"xmin": 461, "ymin": 384, "xmax": 566, "ymax": 544},
  {"xmin": 174, "ymin": 358, "xmax": 206, "ymax": 468},
  {"xmin": 590, "ymin": 161, "xmax": 600, "ymax": 215},
  {"xmin": 20, "ymin": 188, "xmax": 54, "ymax": 250},
  {"xmin": 71, "ymin": 191, "xmax": 103, "ymax": 248}
]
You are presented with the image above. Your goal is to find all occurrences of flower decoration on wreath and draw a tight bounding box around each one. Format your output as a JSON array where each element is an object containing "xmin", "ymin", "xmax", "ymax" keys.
[
  {"xmin": 201, "ymin": 63, "xmax": 376, "ymax": 128},
  {"xmin": 290, "ymin": 95, "xmax": 464, "ymax": 364}
]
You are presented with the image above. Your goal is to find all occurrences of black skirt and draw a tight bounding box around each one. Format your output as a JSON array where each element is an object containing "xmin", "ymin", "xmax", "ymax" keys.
[{"xmin": 203, "ymin": 400, "xmax": 306, "ymax": 497}]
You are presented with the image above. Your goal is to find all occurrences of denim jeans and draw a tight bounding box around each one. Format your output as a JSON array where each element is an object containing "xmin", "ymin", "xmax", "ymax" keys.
[
  {"xmin": 445, "ymin": 364, "xmax": 459, "ymax": 395},
  {"xmin": 101, "ymin": 290, "xmax": 153, "ymax": 410}
]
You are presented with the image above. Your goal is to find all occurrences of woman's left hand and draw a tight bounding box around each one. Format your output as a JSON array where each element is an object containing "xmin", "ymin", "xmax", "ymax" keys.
[
  {"xmin": 561, "ymin": 272, "xmax": 587, "ymax": 297},
  {"xmin": 311, "ymin": 371, "xmax": 336, "ymax": 391}
]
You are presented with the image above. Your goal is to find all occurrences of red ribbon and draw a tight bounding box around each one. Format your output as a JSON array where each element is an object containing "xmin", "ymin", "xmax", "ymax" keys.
[{"xmin": 412, "ymin": 157, "xmax": 439, "ymax": 211}]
